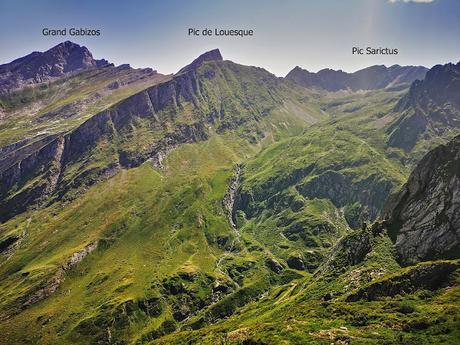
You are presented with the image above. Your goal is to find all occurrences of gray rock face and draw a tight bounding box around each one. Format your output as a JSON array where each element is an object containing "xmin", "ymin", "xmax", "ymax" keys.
[
  {"xmin": 265, "ymin": 257, "xmax": 285, "ymax": 273},
  {"xmin": 384, "ymin": 135, "xmax": 460, "ymax": 265},
  {"xmin": 296, "ymin": 170, "xmax": 394, "ymax": 223},
  {"xmin": 286, "ymin": 255, "xmax": 306, "ymax": 270},
  {"xmin": 285, "ymin": 64, "xmax": 428, "ymax": 92},
  {"xmin": 0, "ymin": 41, "xmax": 111, "ymax": 93},
  {"xmin": 316, "ymin": 229, "xmax": 373, "ymax": 277}
]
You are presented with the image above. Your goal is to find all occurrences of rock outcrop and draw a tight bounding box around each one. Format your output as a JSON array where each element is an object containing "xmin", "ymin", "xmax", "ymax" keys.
[
  {"xmin": 24, "ymin": 241, "xmax": 98, "ymax": 307},
  {"xmin": 384, "ymin": 134, "xmax": 460, "ymax": 265},
  {"xmin": 296, "ymin": 170, "xmax": 394, "ymax": 223},
  {"xmin": 346, "ymin": 260, "xmax": 460, "ymax": 301}
]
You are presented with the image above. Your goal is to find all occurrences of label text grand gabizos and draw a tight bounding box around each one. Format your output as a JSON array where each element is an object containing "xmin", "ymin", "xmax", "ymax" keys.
[{"xmin": 42, "ymin": 28, "xmax": 101, "ymax": 36}]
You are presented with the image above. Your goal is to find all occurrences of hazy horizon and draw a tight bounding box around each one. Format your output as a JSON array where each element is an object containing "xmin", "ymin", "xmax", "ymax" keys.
[{"xmin": 1, "ymin": 0, "xmax": 459, "ymax": 77}]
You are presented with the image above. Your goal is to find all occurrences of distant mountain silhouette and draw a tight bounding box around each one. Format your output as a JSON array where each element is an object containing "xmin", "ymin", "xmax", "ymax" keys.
[{"xmin": 285, "ymin": 64, "xmax": 428, "ymax": 91}]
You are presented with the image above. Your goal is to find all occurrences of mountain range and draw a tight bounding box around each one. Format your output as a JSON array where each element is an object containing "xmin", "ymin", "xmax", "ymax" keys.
[
  {"xmin": 285, "ymin": 64, "xmax": 428, "ymax": 92},
  {"xmin": 0, "ymin": 42, "xmax": 459, "ymax": 345}
]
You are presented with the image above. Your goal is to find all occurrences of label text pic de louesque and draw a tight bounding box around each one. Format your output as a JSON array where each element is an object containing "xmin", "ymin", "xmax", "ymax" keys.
[{"xmin": 188, "ymin": 28, "xmax": 254, "ymax": 37}]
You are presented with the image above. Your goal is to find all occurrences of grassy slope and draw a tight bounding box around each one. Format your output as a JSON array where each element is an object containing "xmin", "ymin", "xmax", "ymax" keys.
[
  {"xmin": 0, "ymin": 128, "xmax": 323, "ymax": 344},
  {"xmin": 0, "ymin": 134, "xmax": 242, "ymax": 344}
]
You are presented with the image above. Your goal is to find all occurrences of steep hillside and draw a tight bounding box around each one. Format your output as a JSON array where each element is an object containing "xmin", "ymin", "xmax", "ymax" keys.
[
  {"xmin": 227, "ymin": 115, "xmax": 406, "ymax": 276},
  {"xmin": 286, "ymin": 64, "xmax": 427, "ymax": 92}
]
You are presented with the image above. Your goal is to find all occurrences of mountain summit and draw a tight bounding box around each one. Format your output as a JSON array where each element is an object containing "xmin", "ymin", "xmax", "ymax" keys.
[
  {"xmin": 0, "ymin": 41, "xmax": 111, "ymax": 93},
  {"xmin": 177, "ymin": 48, "xmax": 223, "ymax": 74}
]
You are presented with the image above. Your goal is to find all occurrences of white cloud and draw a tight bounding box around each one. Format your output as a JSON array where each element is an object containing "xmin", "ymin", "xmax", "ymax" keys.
[{"xmin": 388, "ymin": 0, "xmax": 435, "ymax": 3}]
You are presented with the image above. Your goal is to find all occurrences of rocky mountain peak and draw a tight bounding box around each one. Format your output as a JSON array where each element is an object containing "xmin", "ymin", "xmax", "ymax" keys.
[
  {"xmin": 177, "ymin": 48, "xmax": 223, "ymax": 74},
  {"xmin": 407, "ymin": 61, "xmax": 460, "ymax": 108},
  {"xmin": 0, "ymin": 41, "xmax": 111, "ymax": 94},
  {"xmin": 291, "ymin": 66, "xmax": 305, "ymax": 72},
  {"xmin": 49, "ymin": 40, "xmax": 86, "ymax": 53},
  {"xmin": 387, "ymin": 61, "xmax": 460, "ymax": 152},
  {"xmin": 44, "ymin": 41, "xmax": 110, "ymax": 71}
]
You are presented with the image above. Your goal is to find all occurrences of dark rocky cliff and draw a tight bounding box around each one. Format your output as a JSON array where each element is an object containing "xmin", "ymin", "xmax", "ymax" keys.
[{"xmin": 384, "ymin": 134, "xmax": 460, "ymax": 265}]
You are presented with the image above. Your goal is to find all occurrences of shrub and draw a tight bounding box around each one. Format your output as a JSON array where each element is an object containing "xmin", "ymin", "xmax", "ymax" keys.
[{"xmin": 397, "ymin": 300, "xmax": 417, "ymax": 314}]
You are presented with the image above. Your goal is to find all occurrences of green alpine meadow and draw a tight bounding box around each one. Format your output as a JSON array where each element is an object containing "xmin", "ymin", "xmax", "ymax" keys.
[{"xmin": 0, "ymin": 41, "xmax": 459, "ymax": 345}]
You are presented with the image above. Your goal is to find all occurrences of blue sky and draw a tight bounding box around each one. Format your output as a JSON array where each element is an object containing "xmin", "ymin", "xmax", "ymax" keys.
[{"xmin": 0, "ymin": 0, "xmax": 459, "ymax": 76}]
